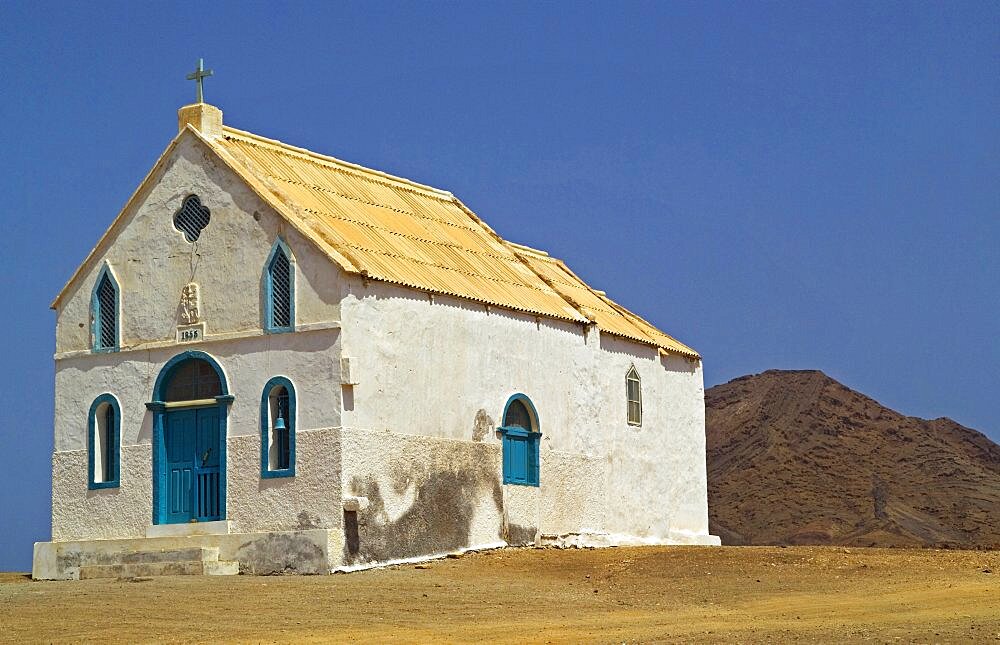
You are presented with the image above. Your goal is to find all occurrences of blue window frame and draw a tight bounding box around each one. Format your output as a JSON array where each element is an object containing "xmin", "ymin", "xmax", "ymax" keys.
[
  {"xmin": 260, "ymin": 376, "xmax": 296, "ymax": 478},
  {"xmin": 499, "ymin": 394, "xmax": 541, "ymax": 486},
  {"xmin": 91, "ymin": 264, "xmax": 119, "ymax": 352},
  {"xmin": 263, "ymin": 239, "xmax": 294, "ymax": 333},
  {"xmin": 88, "ymin": 394, "xmax": 121, "ymax": 489}
]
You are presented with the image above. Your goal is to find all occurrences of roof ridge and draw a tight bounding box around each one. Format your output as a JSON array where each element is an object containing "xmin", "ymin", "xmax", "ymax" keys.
[{"xmin": 221, "ymin": 126, "xmax": 454, "ymax": 200}]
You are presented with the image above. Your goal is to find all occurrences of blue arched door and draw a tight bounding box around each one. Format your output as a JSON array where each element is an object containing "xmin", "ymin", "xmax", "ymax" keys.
[{"xmin": 149, "ymin": 352, "xmax": 232, "ymax": 524}]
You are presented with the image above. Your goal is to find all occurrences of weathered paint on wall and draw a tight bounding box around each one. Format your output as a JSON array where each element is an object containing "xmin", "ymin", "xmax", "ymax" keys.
[
  {"xmin": 338, "ymin": 277, "xmax": 717, "ymax": 549},
  {"xmin": 54, "ymin": 131, "xmax": 344, "ymax": 355},
  {"xmin": 340, "ymin": 428, "xmax": 504, "ymax": 566},
  {"xmin": 51, "ymin": 446, "xmax": 152, "ymax": 541}
]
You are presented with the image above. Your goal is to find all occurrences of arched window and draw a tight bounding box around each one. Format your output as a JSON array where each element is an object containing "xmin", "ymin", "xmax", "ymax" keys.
[
  {"xmin": 260, "ymin": 376, "xmax": 296, "ymax": 477},
  {"xmin": 264, "ymin": 239, "xmax": 294, "ymax": 333},
  {"xmin": 88, "ymin": 394, "xmax": 121, "ymax": 489},
  {"xmin": 499, "ymin": 394, "xmax": 540, "ymax": 486},
  {"xmin": 626, "ymin": 365, "xmax": 642, "ymax": 426},
  {"xmin": 92, "ymin": 265, "xmax": 119, "ymax": 352}
]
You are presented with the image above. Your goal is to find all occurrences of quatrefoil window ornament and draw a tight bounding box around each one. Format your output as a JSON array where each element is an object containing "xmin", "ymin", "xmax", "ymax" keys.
[{"xmin": 173, "ymin": 195, "xmax": 211, "ymax": 242}]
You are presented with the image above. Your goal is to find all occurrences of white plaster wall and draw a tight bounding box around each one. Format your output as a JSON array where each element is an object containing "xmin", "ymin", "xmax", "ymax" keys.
[
  {"xmin": 54, "ymin": 131, "xmax": 344, "ymax": 354},
  {"xmin": 339, "ymin": 278, "xmax": 714, "ymax": 543},
  {"xmin": 224, "ymin": 428, "xmax": 343, "ymax": 534},
  {"xmin": 601, "ymin": 337, "xmax": 712, "ymax": 540},
  {"xmin": 537, "ymin": 450, "xmax": 606, "ymax": 537},
  {"xmin": 52, "ymin": 446, "xmax": 152, "ymax": 541},
  {"xmin": 51, "ymin": 330, "xmax": 343, "ymax": 542},
  {"xmin": 54, "ymin": 329, "xmax": 342, "ymax": 452},
  {"xmin": 51, "ymin": 428, "xmax": 343, "ymax": 542}
]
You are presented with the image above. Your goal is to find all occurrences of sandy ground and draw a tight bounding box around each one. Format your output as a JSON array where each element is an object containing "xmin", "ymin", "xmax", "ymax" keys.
[{"xmin": 1, "ymin": 546, "xmax": 997, "ymax": 643}]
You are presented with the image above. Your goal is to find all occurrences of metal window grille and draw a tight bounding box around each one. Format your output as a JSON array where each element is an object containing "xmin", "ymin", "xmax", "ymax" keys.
[
  {"xmin": 626, "ymin": 367, "xmax": 642, "ymax": 426},
  {"xmin": 97, "ymin": 274, "xmax": 116, "ymax": 349},
  {"xmin": 164, "ymin": 359, "xmax": 222, "ymax": 401},
  {"xmin": 269, "ymin": 249, "xmax": 292, "ymax": 328},
  {"xmin": 173, "ymin": 195, "xmax": 212, "ymax": 243}
]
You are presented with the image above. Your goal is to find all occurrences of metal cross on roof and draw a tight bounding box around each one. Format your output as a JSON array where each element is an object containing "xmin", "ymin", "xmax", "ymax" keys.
[{"xmin": 186, "ymin": 58, "xmax": 214, "ymax": 103}]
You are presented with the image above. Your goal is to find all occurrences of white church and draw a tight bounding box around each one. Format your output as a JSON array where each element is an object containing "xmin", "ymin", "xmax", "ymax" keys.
[{"xmin": 33, "ymin": 84, "xmax": 718, "ymax": 579}]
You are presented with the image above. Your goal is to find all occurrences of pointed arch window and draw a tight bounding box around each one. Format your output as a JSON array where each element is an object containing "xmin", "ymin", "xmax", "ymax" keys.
[
  {"xmin": 261, "ymin": 376, "xmax": 296, "ymax": 478},
  {"xmin": 499, "ymin": 394, "xmax": 541, "ymax": 486},
  {"xmin": 88, "ymin": 394, "xmax": 121, "ymax": 489},
  {"xmin": 92, "ymin": 265, "xmax": 119, "ymax": 352},
  {"xmin": 626, "ymin": 365, "xmax": 642, "ymax": 426},
  {"xmin": 264, "ymin": 239, "xmax": 294, "ymax": 333}
]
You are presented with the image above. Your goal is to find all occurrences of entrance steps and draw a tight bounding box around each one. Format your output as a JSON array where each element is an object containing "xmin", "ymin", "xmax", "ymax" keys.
[
  {"xmin": 78, "ymin": 546, "xmax": 239, "ymax": 579},
  {"xmin": 33, "ymin": 527, "xmax": 338, "ymax": 580}
]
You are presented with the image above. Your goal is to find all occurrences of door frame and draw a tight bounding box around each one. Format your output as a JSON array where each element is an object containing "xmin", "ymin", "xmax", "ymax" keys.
[{"xmin": 146, "ymin": 350, "xmax": 233, "ymax": 525}]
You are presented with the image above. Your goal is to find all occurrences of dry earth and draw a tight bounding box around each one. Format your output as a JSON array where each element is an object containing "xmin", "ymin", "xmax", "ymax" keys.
[{"xmin": 1, "ymin": 546, "xmax": 998, "ymax": 643}]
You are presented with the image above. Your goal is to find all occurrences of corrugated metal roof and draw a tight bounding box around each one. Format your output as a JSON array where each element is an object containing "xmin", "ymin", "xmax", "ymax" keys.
[
  {"xmin": 51, "ymin": 116, "xmax": 696, "ymax": 357},
  {"xmin": 212, "ymin": 126, "xmax": 699, "ymax": 358},
  {"xmin": 511, "ymin": 245, "xmax": 700, "ymax": 358}
]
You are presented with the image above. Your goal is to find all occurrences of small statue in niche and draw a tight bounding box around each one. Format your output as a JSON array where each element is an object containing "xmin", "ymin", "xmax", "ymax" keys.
[{"xmin": 180, "ymin": 283, "xmax": 201, "ymax": 324}]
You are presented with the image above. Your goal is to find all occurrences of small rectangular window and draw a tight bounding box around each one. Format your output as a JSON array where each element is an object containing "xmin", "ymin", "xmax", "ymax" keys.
[{"xmin": 626, "ymin": 367, "xmax": 642, "ymax": 426}]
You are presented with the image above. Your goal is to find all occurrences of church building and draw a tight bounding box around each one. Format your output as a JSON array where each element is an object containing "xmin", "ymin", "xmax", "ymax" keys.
[{"xmin": 33, "ymin": 84, "xmax": 718, "ymax": 579}]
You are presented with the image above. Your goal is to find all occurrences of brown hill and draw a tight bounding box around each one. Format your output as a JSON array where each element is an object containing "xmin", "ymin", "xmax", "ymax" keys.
[{"xmin": 706, "ymin": 370, "xmax": 1000, "ymax": 548}]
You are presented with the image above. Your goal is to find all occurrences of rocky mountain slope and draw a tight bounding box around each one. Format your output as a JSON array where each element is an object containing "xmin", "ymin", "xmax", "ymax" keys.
[{"xmin": 706, "ymin": 370, "xmax": 1000, "ymax": 548}]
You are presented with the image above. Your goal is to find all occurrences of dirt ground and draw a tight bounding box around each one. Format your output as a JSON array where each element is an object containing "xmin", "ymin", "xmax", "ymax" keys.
[{"xmin": 1, "ymin": 546, "xmax": 997, "ymax": 643}]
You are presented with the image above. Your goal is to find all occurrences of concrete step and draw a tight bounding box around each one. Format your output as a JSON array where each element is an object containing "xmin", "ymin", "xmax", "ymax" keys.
[
  {"xmin": 119, "ymin": 547, "xmax": 220, "ymax": 565},
  {"xmin": 204, "ymin": 560, "xmax": 240, "ymax": 576},
  {"xmin": 79, "ymin": 559, "xmax": 239, "ymax": 579}
]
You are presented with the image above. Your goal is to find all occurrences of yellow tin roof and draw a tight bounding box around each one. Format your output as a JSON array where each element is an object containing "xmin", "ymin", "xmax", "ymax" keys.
[
  {"xmin": 212, "ymin": 126, "xmax": 699, "ymax": 358},
  {"xmin": 510, "ymin": 244, "xmax": 700, "ymax": 358},
  {"xmin": 52, "ymin": 115, "xmax": 698, "ymax": 359},
  {"xmin": 215, "ymin": 126, "xmax": 585, "ymax": 324}
]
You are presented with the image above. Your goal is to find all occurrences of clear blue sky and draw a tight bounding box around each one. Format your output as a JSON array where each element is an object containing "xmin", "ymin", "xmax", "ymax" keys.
[{"xmin": 0, "ymin": 2, "xmax": 996, "ymax": 570}]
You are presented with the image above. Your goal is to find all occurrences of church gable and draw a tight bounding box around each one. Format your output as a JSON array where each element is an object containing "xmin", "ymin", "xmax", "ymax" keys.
[
  {"xmin": 53, "ymin": 130, "xmax": 344, "ymax": 354},
  {"xmin": 53, "ymin": 101, "xmax": 699, "ymax": 359}
]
